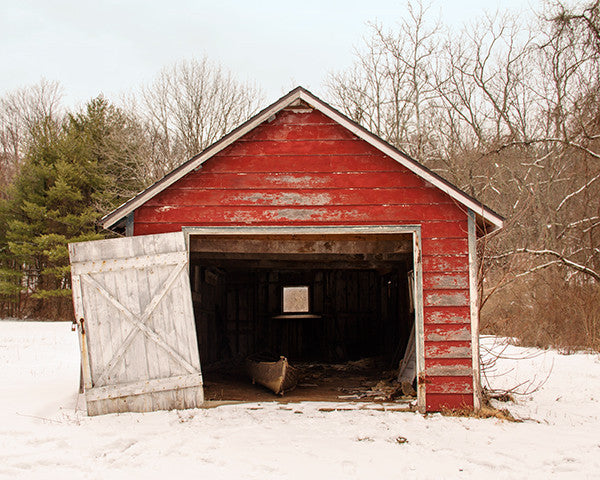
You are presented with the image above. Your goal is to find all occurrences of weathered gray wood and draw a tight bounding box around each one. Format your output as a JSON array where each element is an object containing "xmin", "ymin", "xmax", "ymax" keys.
[
  {"xmin": 426, "ymin": 273, "xmax": 469, "ymax": 289},
  {"xmin": 81, "ymin": 266, "xmax": 198, "ymax": 375},
  {"xmin": 189, "ymin": 234, "xmax": 412, "ymax": 255},
  {"xmin": 184, "ymin": 225, "xmax": 422, "ymax": 236},
  {"xmin": 125, "ymin": 212, "xmax": 134, "ymax": 237},
  {"xmin": 94, "ymin": 315, "xmax": 141, "ymax": 385},
  {"xmin": 157, "ymin": 229, "xmax": 197, "ymax": 384},
  {"xmin": 425, "ymin": 345, "xmax": 471, "ymax": 359},
  {"xmin": 86, "ymin": 385, "xmax": 203, "ymax": 416},
  {"xmin": 69, "ymin": 231, "xmax": 203, "ymax": 416},
  {"xmin": 425, "ymin": 326, "xmax": 471, "ymax": 342},
  {"xmin": 69, "ymin": 270, "xmax": 93, "ymax": 390},
  {"xmin": 425, "ymin": 310, "xmax": 470, "ymax": 324},
  {"xmin": 82, "ymin": 268, "xmax": 113, "ymax": 383},
  {"xmin": 121, "ymin": 265, "xmax": 147, "ymax": 413},
  {"xmin": 426, "ymin": 365, "xmax": 473, "ymax": 376},
  {"xmin": 85, "ymin": 373, "xmax": 203, "ymax": 401},
  {"xmin": 424, "ymin": 291, "xmax": 469, "ymax": 307},
  {"xmin": 398, "ymin": 324, "xmax": 416, "ymax": 383},
  {"xmin": 411, "ymin": 229, "xmax": 426, "ymax": 414},
  {"xmin": 145, "ymin": 236, "xmax": 173, "ymax": 412},
  {"xmin": 70, "ymin": 231, "xmax": 185, "ymax": 262},
  {"xmin": 468, "ymin": 210, "xmax": 482, "ymax": 410},
  {"xmin": 141, "ymin": 236, "xmax": 168, "ymax": 409},
  {"xmin": 71, "ymin": 251, "xmax": 187, "ymax": 275},
  {"xmin": 188, "ymin": 255, "xmax": 409, "ymax": 271}
]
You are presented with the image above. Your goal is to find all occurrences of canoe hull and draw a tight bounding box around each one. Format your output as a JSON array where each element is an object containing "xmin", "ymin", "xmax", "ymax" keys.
[{"xmin": 246, "ymin": 355, "xmax": 298, "ymax": 395}]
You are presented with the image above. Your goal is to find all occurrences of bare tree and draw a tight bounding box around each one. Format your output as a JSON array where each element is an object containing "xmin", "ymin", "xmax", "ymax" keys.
[
  {"xmin": 134, "ymin": 58, "xmax": 263, "ymax": 180},
  {"xmin": 327, "ymin": 1, "xmax": 442, "ymax": 161},
  {"xmin": 326, "ymin": 0, "xmax": 600, "ymax": 349},
  {"xmin": 0, "ymin": 79, "xmax": 63, "ymax": 192}
]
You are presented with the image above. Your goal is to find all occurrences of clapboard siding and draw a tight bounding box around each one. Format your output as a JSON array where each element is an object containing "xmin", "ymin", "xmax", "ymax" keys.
[
  {"xmin": 424, "ymin": 306, "xmax": 471, "ymax": 324},
  {"xmin": 426, "ymin": 376, "xmax": 474, "ymax": 394},
  {"xmin": 135, "ymin": 204, "xmax": 467, "ymax": 224},
  {"xmin": 221, "ymin": 139, "xmax": 381, "ymax": 156},
  {"xmin": 421, "ymin": 220, "xmax": 468, "ymax": 239},
  {"xmin": 143, "ymin": 187, "xmax": 454, "ymax": 207},
  {"xmin": 424, "ymin": 323, "xmax": 471, "ymax": 342},
  {"xmin": 423, "ymin": 290, "xmax": 470, "ymax": 307},
  {"xmin": 427, "ymin": 393, "xmax": 474, "ymax": 411},
  {"xmin": 171, "ymin": 171, "xmax": 432, "ymax": 189},
  {"xmin": 425, "ymin": 341, "xmax": 472, "ymax": 358},
  {"xmin": 422, "ymin": 238, "xmax": 468, "ymax": 255},
  {"xmin": 241, "ymin": 122, "xmax": 359, "ymax": 141},
  {"xmin": 422, "ymin": 273, "xmax": 470, "ymax": 290},
  {"xmin": 422, "ymin": 255, "xmax": 470, "ymax": 273},
  {"xmin": 204, "ymin": 154, "xmax": 403, "ymax": 172},
  {"xmin": 265, "ymin": 110, "xmax": 339, "ymax": 126},
  {"xmin": 425, "ymin": 357, "xmax": 472, "ymax": 376},
  {"xmin": 132, "ymin": 108, "xmax": 475, "ymax": 410}
]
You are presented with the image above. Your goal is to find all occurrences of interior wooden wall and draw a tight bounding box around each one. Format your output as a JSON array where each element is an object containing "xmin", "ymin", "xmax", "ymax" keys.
[{"xmin": 191, "ymin": 262, "xmax": 413, "ymax": 367}]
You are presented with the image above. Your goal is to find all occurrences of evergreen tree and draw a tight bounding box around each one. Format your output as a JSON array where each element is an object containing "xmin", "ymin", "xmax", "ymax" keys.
[{"xmin": 0, "ymin": 97, "xmax": 148, "ymax": 316}]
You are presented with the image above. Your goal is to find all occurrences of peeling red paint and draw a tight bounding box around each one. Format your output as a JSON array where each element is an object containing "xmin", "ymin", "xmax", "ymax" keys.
[
  {"xmin": 424, "ymin": 323, "xmax": 471, "ymax": 341},
  {"xmin": 131, "ymin": 108, "xmax": 475, "ymax": 412},
  {"xmin": 424, "ymin": 306, "xmax": 471, "ymax": 324},
  {"xmin": 426, "ymin": 376, "xmax": 474, "ymax": 394},
  {"xmin": 424, "ymin": 290, "xmax": 470, "ymax": 307},
  {"xmin": 425, "ymin": 341, "xmax": 471, "ymax": 358},
  {"xmin": 422, "ymin": 255, "xmax": 469, "ymax": 273},
  {"xmin": 423, "ymin": 273, "xmax": 470, "ymax": 290}
]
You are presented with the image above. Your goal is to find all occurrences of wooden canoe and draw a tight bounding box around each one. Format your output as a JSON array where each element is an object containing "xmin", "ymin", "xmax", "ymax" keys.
[{"xmin": 245, "ymin": 354, "xmax": 298, "ymax": 395}]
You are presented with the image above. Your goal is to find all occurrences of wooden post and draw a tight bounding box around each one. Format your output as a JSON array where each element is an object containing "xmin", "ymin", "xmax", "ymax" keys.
[
  {"xmin": 468, "ymin": 210, "xmax": 482, "ymax": 411},
  {"xmin": 412, "ymin": 228, "xmax": 426, "ymax": 413}
]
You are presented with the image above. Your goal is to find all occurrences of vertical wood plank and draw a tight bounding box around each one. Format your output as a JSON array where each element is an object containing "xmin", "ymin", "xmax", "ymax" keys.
[
  {"xmin": 69, "ymin": 231, "xmax": 203, "ymax": 416},
  {"xmin": 141, "ymin": 234, "xmax": 169, "ymax": 412},
  {"xmin": 412, "ymin": 229, "xmax": 426, "ymax": 413},
  {"xmin": 69, "ymin": 269, "xmax": 93, "ymax": 390},
  {"xmin": 468, "ymin": 210, "xmax": 481, "ymax": 411}
]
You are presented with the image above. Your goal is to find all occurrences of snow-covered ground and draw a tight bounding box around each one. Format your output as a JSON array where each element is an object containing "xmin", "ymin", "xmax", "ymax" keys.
[{"xmin": 0, "ymin": 321, "xmax": 599, "ymax": 479}]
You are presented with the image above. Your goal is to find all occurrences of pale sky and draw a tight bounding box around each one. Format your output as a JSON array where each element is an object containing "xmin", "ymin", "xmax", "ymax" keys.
[{"xmin": 1, "ymin": 0, "xmax": 534, "ymax": 107}]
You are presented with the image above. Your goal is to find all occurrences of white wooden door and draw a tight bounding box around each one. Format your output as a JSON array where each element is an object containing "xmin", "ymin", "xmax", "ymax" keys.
[{"xmin": 69, "ymin": 231, "xmax": 203, "ymax": 415}]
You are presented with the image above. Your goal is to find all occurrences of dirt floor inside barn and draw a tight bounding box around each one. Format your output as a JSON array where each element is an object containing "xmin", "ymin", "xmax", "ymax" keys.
[{"xmin": 203, "ymin": 360, "xmax": 416, "ymax": 405}]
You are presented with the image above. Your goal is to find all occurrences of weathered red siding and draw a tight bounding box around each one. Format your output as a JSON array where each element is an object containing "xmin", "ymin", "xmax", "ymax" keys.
[{"xmin": 134, "ymin": 108, "xmax": 474, "ymax": 411}]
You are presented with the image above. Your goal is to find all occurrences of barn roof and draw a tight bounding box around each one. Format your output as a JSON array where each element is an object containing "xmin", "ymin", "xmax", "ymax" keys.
[{"xmin": 101, "ymin": 86, "xmax": 504, "ymax": 232}]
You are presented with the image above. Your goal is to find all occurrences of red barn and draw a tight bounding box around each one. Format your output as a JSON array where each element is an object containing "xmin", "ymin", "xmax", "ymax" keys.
[{"xmin": 69, "ymin": 87, "xmax": 503, "ymax": 415}]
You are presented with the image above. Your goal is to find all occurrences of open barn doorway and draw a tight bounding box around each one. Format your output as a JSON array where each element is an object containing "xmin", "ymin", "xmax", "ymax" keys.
[{"xmin": 185, "ymin": 227, "xmax": 423, "ymax": 407}]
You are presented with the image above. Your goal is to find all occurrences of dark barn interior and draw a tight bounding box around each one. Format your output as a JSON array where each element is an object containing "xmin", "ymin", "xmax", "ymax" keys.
[{"xmin": 189, "ymin": 233, "xmax": 416, "ymax": 403}]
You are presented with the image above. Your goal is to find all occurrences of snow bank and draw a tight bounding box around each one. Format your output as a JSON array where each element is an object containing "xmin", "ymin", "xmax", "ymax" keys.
[{"xmin": 0, "ymin": 321, "xmax": 599, "ymax": 479}]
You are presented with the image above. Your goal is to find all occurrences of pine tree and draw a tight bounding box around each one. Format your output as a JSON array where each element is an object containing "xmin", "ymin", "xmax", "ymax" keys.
[{"xmin": 0, "ymin": 97, "xmax": 148, "ymax": 317}]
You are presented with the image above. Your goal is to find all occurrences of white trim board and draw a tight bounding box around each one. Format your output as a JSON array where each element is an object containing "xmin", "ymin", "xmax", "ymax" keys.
[
  {"xmin": 468, "ymin": 210, "xmax": 482, "ymax": 411},
  {"xmin": 101, "ymin": 87, "xmax": 504, "ymax": 232},
  {"xmin": 182, "ymin": 225, "xmax": 421, "ymax": 236}
]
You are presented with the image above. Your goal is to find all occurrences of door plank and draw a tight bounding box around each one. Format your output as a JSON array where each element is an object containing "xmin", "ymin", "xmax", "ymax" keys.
[
  {"xmin": 82, "ymin": 270, "xmax": 198, "ymax": 376},
  {"xmin": 70, "ymin": 231, "xmax": 203, "ymax": 415},
  {"xmin": 86, "ymin": 373, "xmax": 203, "ymax": 401}
]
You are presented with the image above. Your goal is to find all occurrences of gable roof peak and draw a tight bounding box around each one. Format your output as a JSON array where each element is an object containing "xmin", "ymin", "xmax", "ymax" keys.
[{"xmin": 101, "ymin": 86, "xmax": 504, "ymax": 232}]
